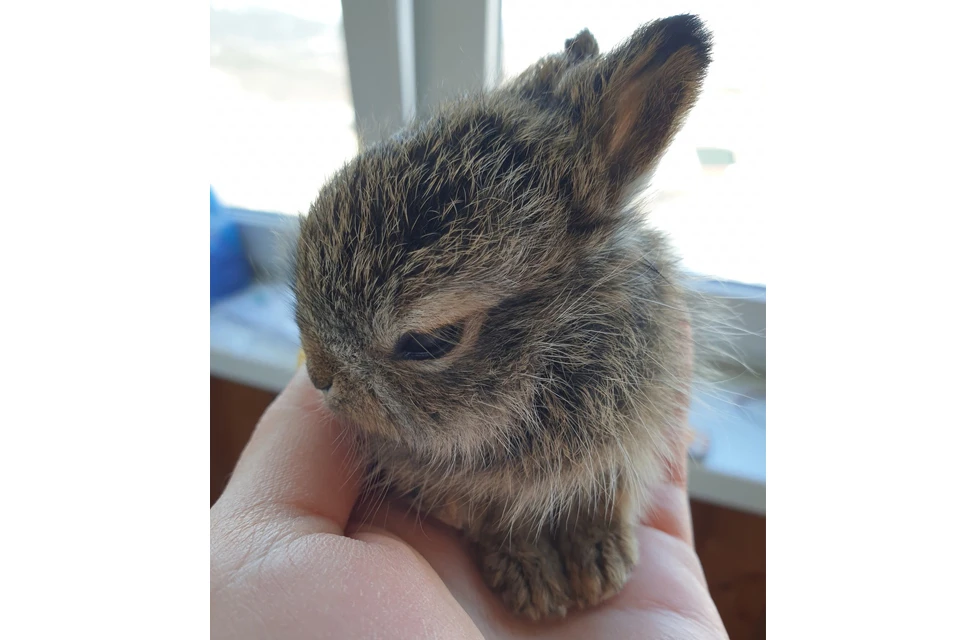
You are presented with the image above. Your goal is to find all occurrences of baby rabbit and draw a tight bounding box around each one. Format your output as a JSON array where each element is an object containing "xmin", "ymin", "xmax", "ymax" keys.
[{"xmin": 294, "ymin": 14, "xmax": 712, "ymax": 620}]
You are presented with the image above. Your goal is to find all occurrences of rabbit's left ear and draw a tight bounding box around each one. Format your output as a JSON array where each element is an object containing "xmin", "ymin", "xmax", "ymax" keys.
[
  {"xmin": 505, "ymin": 29, "xmax": 600, "ymax": 99},
  {"xmin": 562, "ymin": 14, "xmax": 712, "ymax": 196}
]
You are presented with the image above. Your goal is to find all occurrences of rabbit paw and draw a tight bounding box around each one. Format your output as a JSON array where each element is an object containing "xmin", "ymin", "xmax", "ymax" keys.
[
  {"xmin": 479, "ymin": 534, "xmax": 572, "ymax": 620},
  {"xmin": 478, "ymin": 515, "xmax": 638, "ymax": 620},
  {"xmin": 557, "ymin": 517, "xmax": 638, "ymax": 610}
]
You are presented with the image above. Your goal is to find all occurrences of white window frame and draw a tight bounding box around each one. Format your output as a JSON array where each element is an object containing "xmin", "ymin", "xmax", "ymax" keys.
[{"xmin": 224, "ymin": 0, "xmax": 765, "ymax": 378}]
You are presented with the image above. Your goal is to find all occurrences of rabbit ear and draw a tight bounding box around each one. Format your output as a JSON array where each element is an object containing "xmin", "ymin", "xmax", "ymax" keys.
[
  {"xmin": 504, "ymin": 29, "xmax": 600, "ymax": 99},
  {"xmin": 561, "ymin": 15, "xmax": 712, "ymax": 196}
]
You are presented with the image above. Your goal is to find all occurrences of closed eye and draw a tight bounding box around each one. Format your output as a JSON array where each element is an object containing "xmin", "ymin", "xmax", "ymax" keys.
[{"xmin": 393, "ymin": 322, "xmax": 464, "ymax": 360}]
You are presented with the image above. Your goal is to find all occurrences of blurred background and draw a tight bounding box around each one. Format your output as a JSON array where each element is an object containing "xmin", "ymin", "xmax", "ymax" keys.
[{"xmin": 211, "ymin": 3, "xmax": 765, "ymax": 637}]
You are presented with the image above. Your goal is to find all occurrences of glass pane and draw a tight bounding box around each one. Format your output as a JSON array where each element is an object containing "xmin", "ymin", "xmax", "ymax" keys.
[
  {"xmin": 210, "ymin": 0, "xmax": 358, "ymax": 215},
  {"xmin": 501, "ymin": 2, "xmax": 770, "ymax": 285}
]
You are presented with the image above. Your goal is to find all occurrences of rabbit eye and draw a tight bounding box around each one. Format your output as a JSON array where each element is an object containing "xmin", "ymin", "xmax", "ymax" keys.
[{"xmin": 394, "ymin": 322, "xmax": 464, "ymax": 360}]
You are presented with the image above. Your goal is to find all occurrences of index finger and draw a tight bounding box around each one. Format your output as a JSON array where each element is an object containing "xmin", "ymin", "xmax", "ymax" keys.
[
  {"xmin": 644, "ymin": 441, "xmax": 695, "ymax": 546},
  {"xmin": 642, "ymin": 336, "xmax": 696, "ymax": 546},
  {"xmin": 645, "ymin": 315, "xmax": 697, "ymax": 544},
  {"xmin": 213, "ymin": 366, "xmax": 361, "ymax": 534}
]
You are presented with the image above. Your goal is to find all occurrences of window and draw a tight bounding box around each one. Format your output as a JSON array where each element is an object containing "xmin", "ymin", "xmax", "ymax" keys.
[
  {"xmin": 502, "ymin": 1, "xmax": 770, "ymax": 286},
  {"xmin": 210, "ymin": 0, "xmax": 357, "ymax": 216}
]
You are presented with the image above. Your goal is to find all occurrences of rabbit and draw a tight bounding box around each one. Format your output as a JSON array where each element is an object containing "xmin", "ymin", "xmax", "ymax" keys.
[{"xmin": 294, "ymin": 14, "xmax": 713, "ymax": 621}]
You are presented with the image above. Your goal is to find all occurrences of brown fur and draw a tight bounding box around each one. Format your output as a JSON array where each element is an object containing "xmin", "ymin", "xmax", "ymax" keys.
[{"xmin": 294, "ymin": 15, "xmax": 713, "ymax": 620}]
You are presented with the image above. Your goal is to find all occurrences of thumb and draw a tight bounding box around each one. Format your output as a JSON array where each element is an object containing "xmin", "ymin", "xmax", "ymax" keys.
[{"xmin": 213, "ymin": 366, "xmax": 361, "ymax": 535}]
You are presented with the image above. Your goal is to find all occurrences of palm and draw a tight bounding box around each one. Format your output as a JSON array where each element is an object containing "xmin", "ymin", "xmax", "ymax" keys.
[
  {"xmin": 211, "ymin": 369, "xmax": 727, "ymax": 639},
  {"xmin": 346, "ymin": 483, "xmax": 726, "ymax": 639}
]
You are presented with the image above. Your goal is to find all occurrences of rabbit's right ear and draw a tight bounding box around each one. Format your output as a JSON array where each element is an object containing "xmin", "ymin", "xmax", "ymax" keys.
[{"xmin": 560, "ymin": 15, "xmax": 712, "ymax": 199}]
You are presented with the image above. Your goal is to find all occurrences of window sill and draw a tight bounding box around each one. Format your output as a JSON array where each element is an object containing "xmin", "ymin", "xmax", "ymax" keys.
[{"xmin": 211, "ymin": 282, "xmax": 765, "ymax": 516}]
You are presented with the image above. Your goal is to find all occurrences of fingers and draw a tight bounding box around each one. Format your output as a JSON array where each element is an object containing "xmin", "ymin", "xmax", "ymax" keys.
[
  {"xmin": 666, "ymin": 429, "xmax": 692, "ymax": 487},
  {"xmin": 651, "ymin": 310, "xmax": 696, "ymax": 545},
  {"xmin": 640, "ymin": 429, "xmax": 695, "ymax": 547},
  {"xmin": 214, "ymin": 367, "xmax": 361, "ymax": 534},
  {"xmin": 643, "ymin": 482, "xmax": 695, "ymax": 550}
]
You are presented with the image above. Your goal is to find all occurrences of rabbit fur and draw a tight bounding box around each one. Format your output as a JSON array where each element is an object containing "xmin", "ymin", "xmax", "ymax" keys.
[{"xmin": 294, "ymin": 14, "xmax": 713, "ymax": 620}]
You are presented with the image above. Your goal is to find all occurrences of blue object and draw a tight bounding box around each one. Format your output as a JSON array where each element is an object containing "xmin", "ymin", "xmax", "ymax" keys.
[{"xmin": 210, "ymin": 188, "xmax": 252, "ymax": 304}]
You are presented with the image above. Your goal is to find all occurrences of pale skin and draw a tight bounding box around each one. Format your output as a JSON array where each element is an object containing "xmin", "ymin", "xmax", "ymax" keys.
[{"xmin": 211, "ymin": 366, "xmax": 729, "ymax": 639}]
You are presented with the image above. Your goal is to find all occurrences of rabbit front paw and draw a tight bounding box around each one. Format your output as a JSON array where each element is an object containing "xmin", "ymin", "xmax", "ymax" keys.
[
  {"xmin": 477, "ymin": 513, "xmax": 638, "ymax": 620},
  {"xmin": 479, "ymin": 533, "xmax": 572, "ymax": 620}
]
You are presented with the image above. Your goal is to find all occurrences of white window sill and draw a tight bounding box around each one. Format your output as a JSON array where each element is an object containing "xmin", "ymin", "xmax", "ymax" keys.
[{"xmin": 211, "ymin": 282, "xmax": 765, "ymax": 516}]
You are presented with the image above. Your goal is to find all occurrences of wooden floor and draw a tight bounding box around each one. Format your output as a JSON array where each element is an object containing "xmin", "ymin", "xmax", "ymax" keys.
[{"xmin": 211, "ymin": 376, "xmax": 765, "ymax": 639}]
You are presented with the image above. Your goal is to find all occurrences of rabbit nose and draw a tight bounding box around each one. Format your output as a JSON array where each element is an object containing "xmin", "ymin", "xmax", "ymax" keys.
[{"xmin": 307, "ymin": 368, "xmax": 334, "ymax": 393}]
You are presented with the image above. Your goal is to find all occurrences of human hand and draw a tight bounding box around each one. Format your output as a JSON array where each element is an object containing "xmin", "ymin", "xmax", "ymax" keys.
[{"xmin": 211, "ymin": 367, "xmax": 728, "ymax": 639}]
